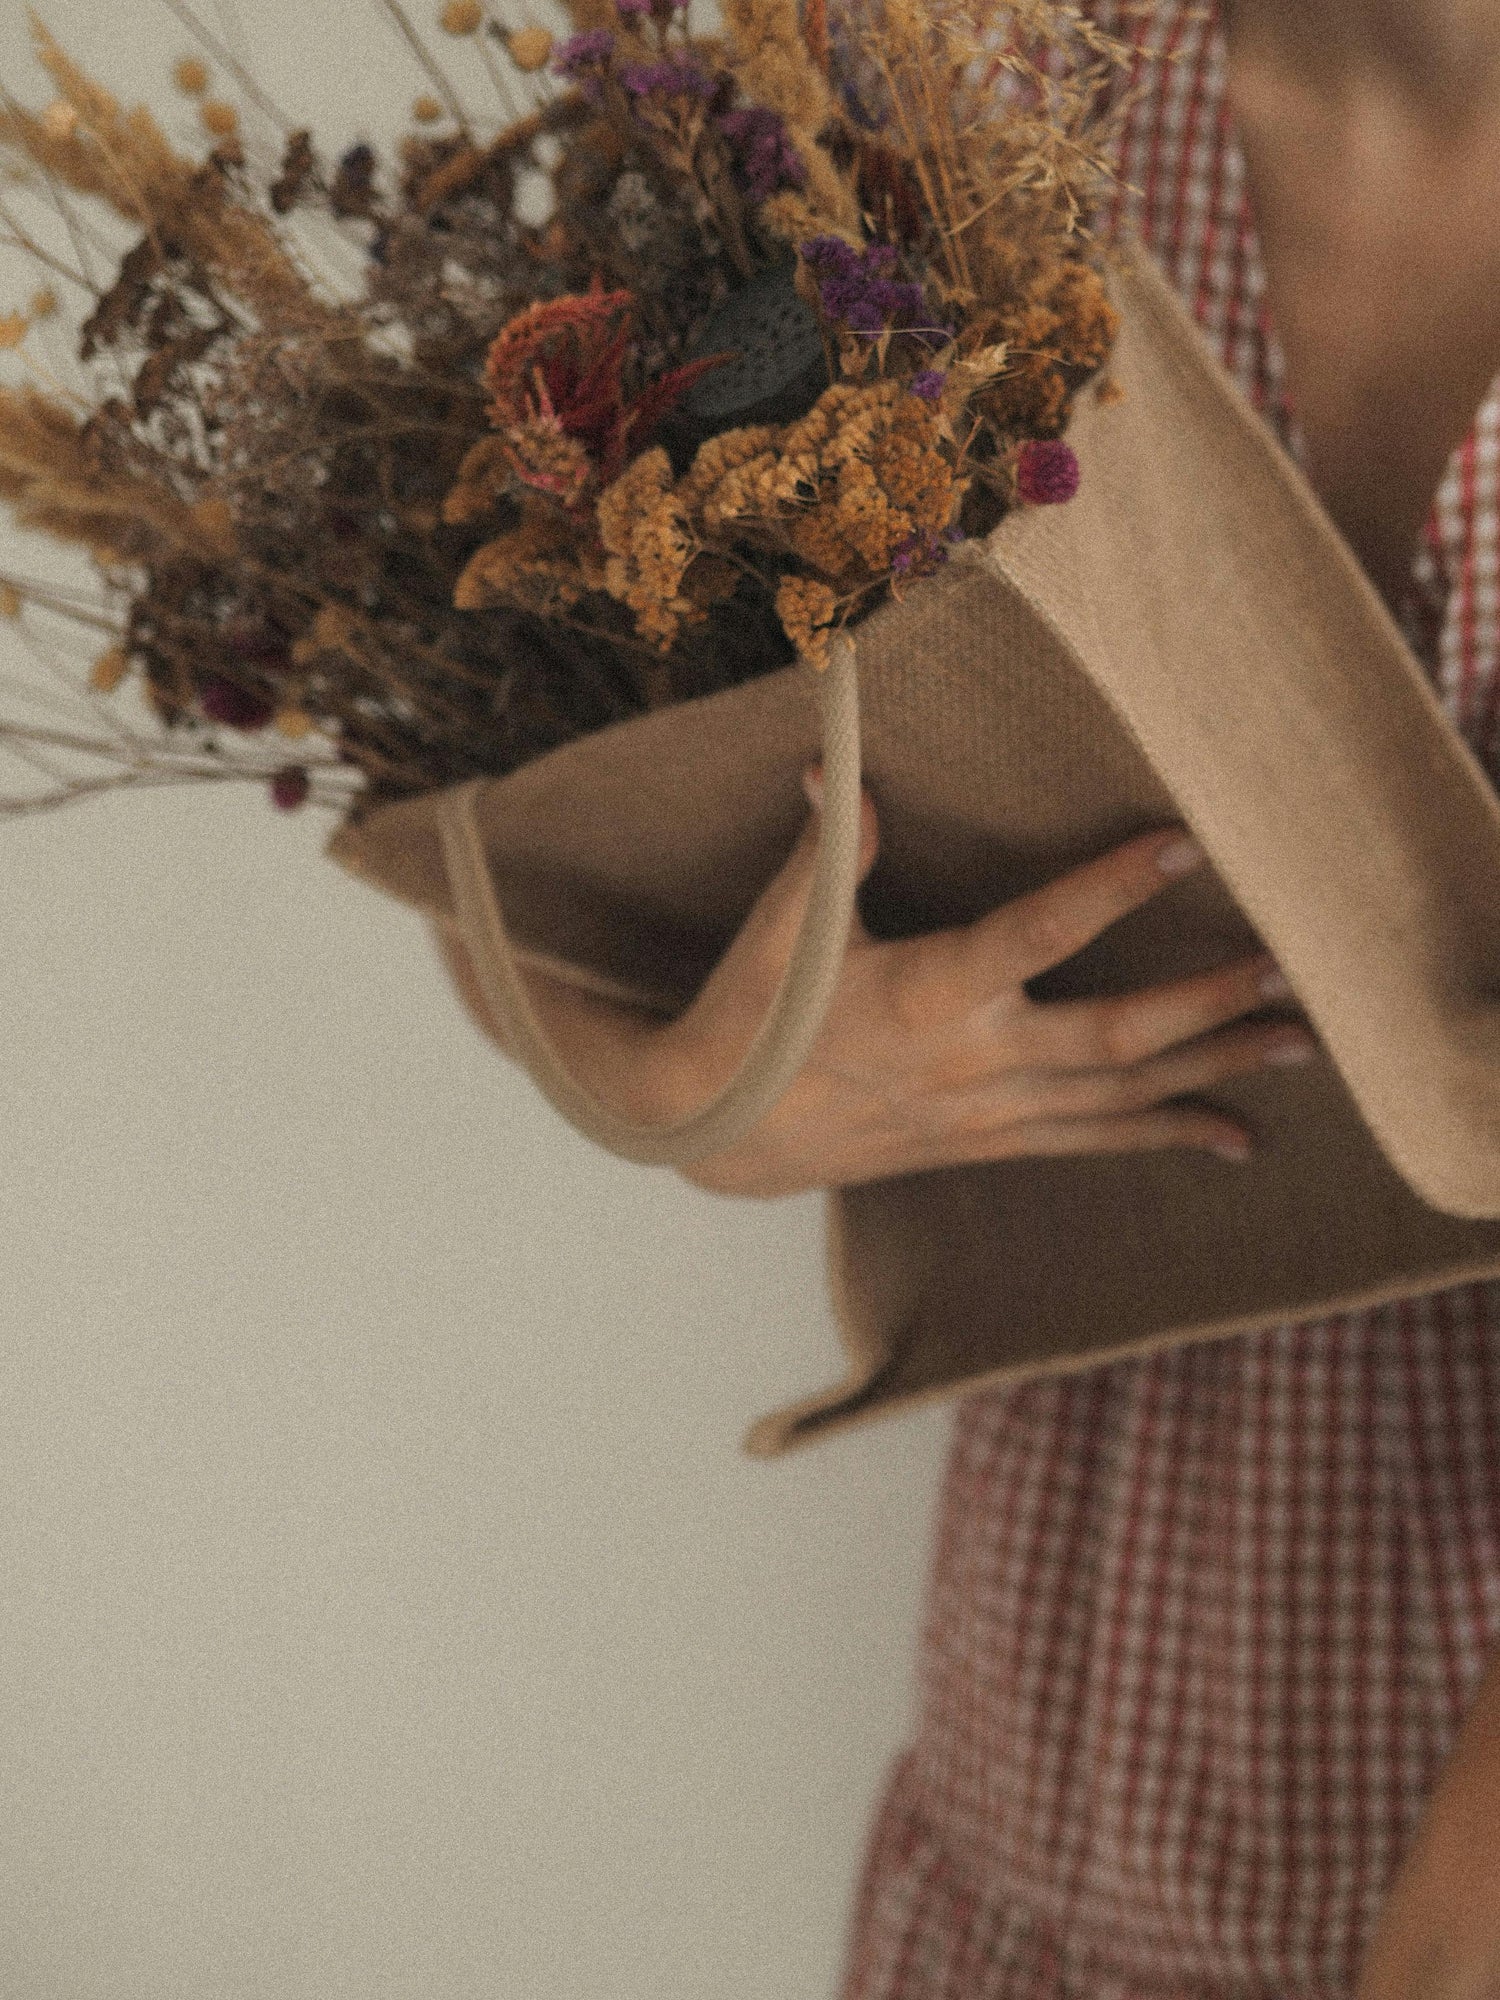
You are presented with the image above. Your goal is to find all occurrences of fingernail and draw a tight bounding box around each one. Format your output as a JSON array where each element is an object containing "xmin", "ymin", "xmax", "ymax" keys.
[
  {"xmin": 1211, "ymin": 1137, "xmax": 1253, "ymax": 1162},
  {"xmin": 1265, "ymin": 1035, "xmax": 1316, "ymax": 1065},
  {"xmin": 802, "ymin": 767, "xmax": 824, "ymax": 811},
  {"xmin": 1257, "ymin": 966, "xmax": 1293, "ymax": 1001},
  {"xmin": 1157, "ymin": 835, "xmax": 1205, "ymax": 877}
]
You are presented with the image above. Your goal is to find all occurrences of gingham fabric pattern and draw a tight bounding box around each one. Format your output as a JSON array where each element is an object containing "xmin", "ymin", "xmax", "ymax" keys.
[{"xmin": 835, "ymin": 5, "xmax": 1500, "ymax": 1996}]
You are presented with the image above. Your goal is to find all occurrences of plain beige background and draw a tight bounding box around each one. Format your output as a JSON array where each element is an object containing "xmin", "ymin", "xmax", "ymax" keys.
[{"xmin": 0, "ymin": 3, "xmax": 953, "ymax": 1994}]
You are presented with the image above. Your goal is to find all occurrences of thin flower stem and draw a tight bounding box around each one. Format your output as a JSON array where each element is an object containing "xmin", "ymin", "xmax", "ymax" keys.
[
  {"xmin": 372, "ymin": 0, "xmax": 476, "ymax": 142},
  {"xmin": 152, "ymin": 0, "xmax": 300, "ymax": 136},
  {"xmin": 473, "ymin": 11, "xmax": 527, "ymax": 122},
  {"xmin": 0, "ymin": 197, "xmax": 95, "ymax": 294},
  {"xmin": 12, "ymin": 346, "xmax": 94, "ymax": 410},
  {"xmin": 0, "ymin": 577, "xmax": 123, "ymax": 626}
]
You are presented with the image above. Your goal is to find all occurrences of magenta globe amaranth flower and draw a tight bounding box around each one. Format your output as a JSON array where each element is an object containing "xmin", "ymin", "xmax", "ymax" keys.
[{"xmin": 1015, "ymin": 438, "xmax": 1080, "ymax": 505}]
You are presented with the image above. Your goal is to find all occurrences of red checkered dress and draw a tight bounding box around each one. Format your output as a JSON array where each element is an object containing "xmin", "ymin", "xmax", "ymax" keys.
[{"xmin": 836, "ymin": 5, "xmax": 1500, "ymax": 1997}]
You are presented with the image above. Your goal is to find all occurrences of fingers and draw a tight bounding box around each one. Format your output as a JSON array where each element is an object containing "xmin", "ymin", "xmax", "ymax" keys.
[
  {"xmin": 876, "ymin": 1016, "xmax": 1320, "ymax": 1184},
  {"xmin": 960, "ymin": 1105, "xmax": 1262, "ymax": 1167},
  {"xmin": 871, "ymin": 1102, "xmax": 1263, "ymax": 1183},
  {"xmin": 736, "ymin": 770, "xmax": 880, "ymax": 969},
  {"xmin": 675, "ymin": 772, "xmax": 880, "ymax": 1078},
  {"xmin": 1022, "ymin": 948, "xmax": 1297, "ymax": 1071},
  {"xmin": 999, "ymin": 1015, "xmax": 1317, "ymax": 1125},
  {"xmin": 896, "ymin": 828, "xmax": 1209, "ymax": 1021}
]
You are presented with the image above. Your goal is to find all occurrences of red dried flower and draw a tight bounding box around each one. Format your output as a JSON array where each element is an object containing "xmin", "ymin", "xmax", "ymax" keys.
[{"xmin": 481, "ymin": 286, "xmax": 727, "ymax": 502}]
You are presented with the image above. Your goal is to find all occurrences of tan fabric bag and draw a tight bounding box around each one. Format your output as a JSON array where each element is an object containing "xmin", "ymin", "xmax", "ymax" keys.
[{"xmin": 329, "ymin": 241, "xmax": 1500, "ymax": 1458}]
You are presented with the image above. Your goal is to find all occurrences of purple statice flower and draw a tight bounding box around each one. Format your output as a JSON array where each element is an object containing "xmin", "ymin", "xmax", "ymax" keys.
[
  {"xmin": 615, "ymin": 0, "xmax": 654, "ymax": 13},
  {"xmin": 909, "ymin": 368, "xmax": 946, "ymax": 402},
  {"xmin": 717, "ymin": 106, "xmax": 806, "ymax": 202},
  {"xmin": 552, "ymin": 29, "xmax": 615, "ymax": 78},
  {"xmin": 800, "ymin": 235, "xmax": 938, "ymax": 338},
  {"xmin": 619, "ymin": 56, "xmax": 716, "ymax": 98},
  {"xmin": 826, "ymin": 4, "xmax": 889, "ymax": 130},
  {"xmin": 1015, "ymin": 438, "xmax": 1081, "ymax": 505},
  {"xmin": 889, "ymin": 528, "xmax": 952, "ymax": 579}
]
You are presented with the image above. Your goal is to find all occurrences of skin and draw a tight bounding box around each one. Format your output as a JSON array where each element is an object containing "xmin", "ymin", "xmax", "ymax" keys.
[
  {"xmin": 1221, "ymin": 6, "xmax": 1500, "ymax": 1993},
  {"xmin": 1222, "ymin": 0, "xmax": 1500, "ymax": 611},
  {"xmin": 443, "ymin": 2, "xmax": 1500, "ymax": 1988}
]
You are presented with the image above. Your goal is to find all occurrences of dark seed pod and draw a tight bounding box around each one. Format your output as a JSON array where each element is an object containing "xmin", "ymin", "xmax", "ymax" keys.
[{"xmin": 671, "ymin": 261, "xmax": 830, "ymax": 445}]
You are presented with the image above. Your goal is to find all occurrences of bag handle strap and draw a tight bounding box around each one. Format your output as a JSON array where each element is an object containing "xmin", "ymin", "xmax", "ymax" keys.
[{"xmin": 434, "ymin": 633, "xmax": 863, "ymax": 1166}]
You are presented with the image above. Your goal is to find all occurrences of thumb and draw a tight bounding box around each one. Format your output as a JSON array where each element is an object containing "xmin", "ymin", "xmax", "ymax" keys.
[
  {"xmin": 684, "ymin": 764, "xmax": 879, "ymax": 1049},
  {"xmin": 747, "ymin": 760, "xmax": 879, "ymax": 962},
  {"xmin": 708, "ymin": 764, "xmax": 879, "ymax": 993},
  {"xmin": 801, "ymin": 761, "xmax": 879, "ymax": 880}
]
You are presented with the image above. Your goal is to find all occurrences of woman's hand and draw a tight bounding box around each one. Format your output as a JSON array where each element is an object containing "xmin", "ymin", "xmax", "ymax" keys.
[
  {"xmin": 437, "ymin": 767, "xmax": 1319, "ymax": 1194},
  {"xmin": 664, "ymin": 767, "xmax": 1318, "ymax": 1196}
]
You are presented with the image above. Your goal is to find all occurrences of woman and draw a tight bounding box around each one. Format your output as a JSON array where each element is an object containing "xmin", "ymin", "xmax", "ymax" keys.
[
  {"xmin": 445, "ymin": 0, "xmax": 1500, "ymax": 1989},
  {"xmin": 822, "ymin": 3, "xmax": 1500, "ymax": 1994}
]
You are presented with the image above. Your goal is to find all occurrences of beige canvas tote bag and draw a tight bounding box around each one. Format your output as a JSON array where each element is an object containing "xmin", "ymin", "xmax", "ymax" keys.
[{"xmin": 329, "ymin": 240, "xmax": 1500, "ymax": 1458}]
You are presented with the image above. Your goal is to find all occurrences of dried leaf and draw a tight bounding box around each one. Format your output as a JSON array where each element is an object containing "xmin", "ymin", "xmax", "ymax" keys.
[{"xmin": 269, "ymin": 130, "xmax": 318, "ymax": 215}]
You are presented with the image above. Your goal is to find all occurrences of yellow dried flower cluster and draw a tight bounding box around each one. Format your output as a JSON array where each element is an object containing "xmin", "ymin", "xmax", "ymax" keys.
[
  {"xmin": 973, "ymin": 261, "xmax": 1119, "ymax": 437},
  {"xmin": 676, "ymin": 424, "xmax": 778, "ymax": 532},
  {"xmin": 452, "ymin": 512, "xmax": 591, "ymax": 616},
  {"xmin": 780, "ymin": 382, "xmax": 956, "ymax": 577},
  {"xmin": 596, "ymin": 449, "xmax": 699, "ymax": 649},
  {"xmin": 774, "ymin": 577, "xmax": 839, "ymax": 667},
  {"xmin": 586, "ymin": 382, "xmax": 958, "ymax": 662},
  {"xmin": 172, "ymin": 57, "xmax": 209, "ymax": 97}
]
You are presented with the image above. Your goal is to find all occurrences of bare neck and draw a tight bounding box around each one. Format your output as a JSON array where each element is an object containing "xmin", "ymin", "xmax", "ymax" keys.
[{"xmin": 1219, "ymin": 0, "xmax": 1500, "ymax": 610}]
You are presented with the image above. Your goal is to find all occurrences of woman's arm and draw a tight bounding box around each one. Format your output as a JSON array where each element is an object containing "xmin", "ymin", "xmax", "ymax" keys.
[{"xmin": 1357, "ymin": 1641, "xmax": 1500, "ymax": 2000}]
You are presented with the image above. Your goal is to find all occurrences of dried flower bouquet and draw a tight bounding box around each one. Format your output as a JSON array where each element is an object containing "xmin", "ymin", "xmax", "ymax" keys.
[{"xmin": 0, "ymin": 0, "xmax": 1148, "ymax": 827}]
